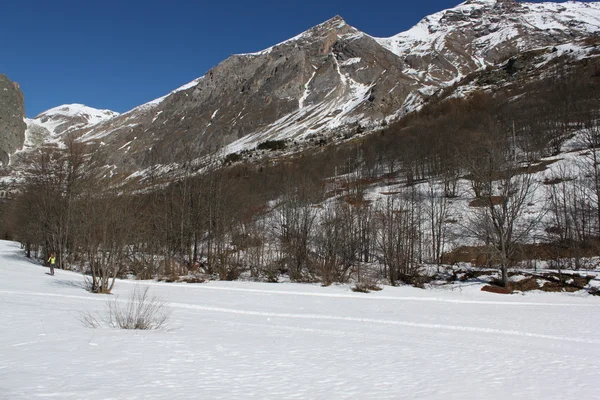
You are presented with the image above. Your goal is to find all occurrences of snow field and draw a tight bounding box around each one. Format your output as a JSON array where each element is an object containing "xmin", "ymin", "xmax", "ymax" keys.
[{"xmin": 1, "ymin": 240, "xmax": 599, "ymax": 399}]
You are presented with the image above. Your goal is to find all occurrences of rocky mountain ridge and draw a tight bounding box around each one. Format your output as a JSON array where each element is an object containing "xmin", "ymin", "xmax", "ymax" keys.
[{"xmin": 8, "ymin": 0, "xmax": 600, "ymax": 176}]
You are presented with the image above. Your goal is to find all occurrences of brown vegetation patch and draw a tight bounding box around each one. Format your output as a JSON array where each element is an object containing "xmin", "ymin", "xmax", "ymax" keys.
[
  {"xmin": 543, "ymin": 176, "xmax": 573, "ymax": 185},
  {"xmin": 509, "ymin": 277, "xmax": 540, "ymax": 292},
  {"xmin": 517, "ymin": 159, "xmax": 560, "ymax": 174},
  {"xmin": 352, "ymin": 177, "xmax": 385, "ymax": 187},
  {"xmin": 465, "ymin": 159, "xmax": 560, "ymax": 184},
  {"xmin": 458, "ymin": 271, "xmax": 594, "ymax": 295},
  {"xmin": 456, "ymin": 269, "xmax": 495, "ymax": 281},
  {"xmin": 380, "ymin": 191, "xmax": 403, "ymax": 196},
  {"xmin": 180, "ymin": 275, "xmax": 207, "ymax": 284},
  {"xmin": 232, "ymin": 233, "xmax": 263, "ymax": 250},
  {"xmin": 583, "ymin": 36, "xmax": 600, "ymax": 47},
  {"xmin": 443, "ymin": 246, "xmax": 501, "ymax": 266},
  {"xmin": 517, "ymin": 240, "xmax": 600, "ymax": 261},
  {"xmin": 539, "ymin": 272, "xmax": 593, "ymax": 290},
  {"xmin": 397, "ymin": 273, "xmax": 435, "ymax": 289},
  {"xmin": 444, "ymin": 239, "xmax": 600, "ymax": 265},
  {"xmin": 344, "ymin": 195, "xmax": 372, "ymax": 207},
  {"xmin": 481, "ymin": 285, "xmax": 512, "ymax": 294},
  {"xmin": 510, "ymin": 273, "xmax": 591, "ymax": 293},
  {"xmin": 383, "ymin": 180, "xmax": 404, "ymax": 187},
  {"xmin": 545, "ymin": 226, "xmax": 562, "ymax": 235},
  {"xmin": 352, "ymin": 281, "xmax": 383, "ymax": 293},
  {"xmin": 469, "ymin": 196, "xmax": 505, "ymax": 207},
  {"xmin": 540, "ymin": 281, "xmax": 577, "ymax": 292},
  {"xmin": 326, "ymin": 188, "xmax": 348, "ymax": 198}
]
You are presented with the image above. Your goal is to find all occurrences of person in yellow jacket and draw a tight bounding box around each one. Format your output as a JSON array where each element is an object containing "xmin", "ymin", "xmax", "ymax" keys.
[{"xmin": 47, "ymin": 253, "xmax": 56, "ymax": 276}]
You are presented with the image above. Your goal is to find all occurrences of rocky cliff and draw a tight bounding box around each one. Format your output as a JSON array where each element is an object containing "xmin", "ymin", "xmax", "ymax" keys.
[{"xmin": 0, "ymin": 75, "xmax": 26, "ymax": 166}]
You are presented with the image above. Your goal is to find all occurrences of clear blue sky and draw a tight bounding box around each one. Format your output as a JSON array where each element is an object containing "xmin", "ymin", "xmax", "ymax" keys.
[{"xmin": 1, "ymin": 0, "xmax": 589, "ymax": 117}]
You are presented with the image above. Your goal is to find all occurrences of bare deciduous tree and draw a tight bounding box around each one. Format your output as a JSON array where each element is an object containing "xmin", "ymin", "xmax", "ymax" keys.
[{"xmin": 467, "ymin": 163, "xmax": 541, "ymax": 287}]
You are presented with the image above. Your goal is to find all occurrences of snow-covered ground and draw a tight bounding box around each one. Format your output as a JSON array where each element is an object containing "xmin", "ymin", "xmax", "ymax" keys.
[{"xmin": 1, "ymin": 239, "xmax": 599, "ymax": 400}]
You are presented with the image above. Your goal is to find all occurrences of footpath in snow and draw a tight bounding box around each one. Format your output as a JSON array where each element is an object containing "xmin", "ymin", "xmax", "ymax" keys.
[{"xmin": 0, "ymin": 240, "xmax": 599, "ymax": 399}]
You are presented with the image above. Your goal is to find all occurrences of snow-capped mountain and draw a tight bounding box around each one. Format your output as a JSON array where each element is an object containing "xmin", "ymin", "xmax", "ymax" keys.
[
  {"xmin": 8, "ymin": 0, "xmax": 600, "ymax": 174},
  {"xmin": 376, "ymin": 0, "xmax": 600, "ymax": 85},
  {"xmin": 24, "ymin": 104, "xmax": 119, "ymax": 146}
]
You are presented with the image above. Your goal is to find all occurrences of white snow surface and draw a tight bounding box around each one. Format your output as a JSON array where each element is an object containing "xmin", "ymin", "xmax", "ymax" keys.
[{"xmin": 1, "ymin": 240, "xmax": 599, "ymax": 399}]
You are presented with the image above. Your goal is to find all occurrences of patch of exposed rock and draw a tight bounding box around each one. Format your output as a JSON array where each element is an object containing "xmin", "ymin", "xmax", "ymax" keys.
[{"xmin": 0, "ymin": 75, "xmax": 26, "ymax": 166}]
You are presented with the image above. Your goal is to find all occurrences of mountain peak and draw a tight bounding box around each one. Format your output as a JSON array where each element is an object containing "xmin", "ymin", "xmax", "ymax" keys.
[
  {"xmin": 36, "ymin": 103, "xmax": 119, "ymax": 119},
  {"xmin": 315, "ymin": 15, "xmax": 346, "ymax": 28},
  {"xmin": 238, "ymin": 15, "xmax": 358, "ymax": 57},
  {"xmin": 307, "ymin": 15, "xmax": 352, "ymax": 35},
  {"xmin": 464, "ymin": 0, "xmax": 516, "ymax": 4},
  {"xmin": 302, "ymin": 15, "xmax": 359, "ymax": 47},
  {"xmin": 32, "ymin": 103, "xmax": 120, "ymax": 137}
]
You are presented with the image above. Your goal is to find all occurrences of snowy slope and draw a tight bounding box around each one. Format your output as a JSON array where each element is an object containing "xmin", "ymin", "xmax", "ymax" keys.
[
  {"xmin": 1, "ymin": 240, "xmax": 599, "ymax": 399},
  {"xmin": 375, "ymin": 0, "xmax": 600, "ymax": 85},
  {"xmin": 24, "ymin": 104, "xmax": 119, "ymax": 146},
  {"xmin": 34, "ymin": 104, "xmax": 120, "ymax": 129}
]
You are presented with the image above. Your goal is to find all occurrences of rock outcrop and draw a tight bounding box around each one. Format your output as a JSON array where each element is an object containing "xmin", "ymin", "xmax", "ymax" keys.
[{"xmin": 0, "ymin": 75, "xmax": 26, "ymax": 166}]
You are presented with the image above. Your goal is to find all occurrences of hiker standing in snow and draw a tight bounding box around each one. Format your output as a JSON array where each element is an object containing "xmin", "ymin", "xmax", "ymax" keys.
[{"xmin": 47, "ymin": 253, "xmax": 56, "ymax": 276}]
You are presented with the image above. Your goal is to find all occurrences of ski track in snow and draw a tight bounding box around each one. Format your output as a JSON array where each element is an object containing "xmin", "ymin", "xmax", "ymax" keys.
[
  {"xmin": 1, "ymin": 283, "xmax": 599, "ymax": 345},
  {"xmin": 115, "ymin": 278, "xmax": 600, "ymax": 307}
]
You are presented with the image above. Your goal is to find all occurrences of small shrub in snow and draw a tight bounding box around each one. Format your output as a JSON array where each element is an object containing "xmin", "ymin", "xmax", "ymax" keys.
[
  {"xmin": 79, "ymin": 310, "xmax": 101, "ymax": 329},
  {"xmin": 80, "ymin": 285, "xmax": 171, "ymax": 330},
  {"xmin": 106, "ymin": 286, "xmax": 171, "ymax": 330},
  {"xmin": 352, "ymin": 281, "xmax": 382, "ymax": 293}
]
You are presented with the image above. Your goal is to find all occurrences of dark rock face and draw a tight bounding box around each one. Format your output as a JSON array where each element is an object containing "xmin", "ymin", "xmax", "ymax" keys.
[{"xmin": 0, "ymin": 75, "xmax": 26, "ymax": 166}]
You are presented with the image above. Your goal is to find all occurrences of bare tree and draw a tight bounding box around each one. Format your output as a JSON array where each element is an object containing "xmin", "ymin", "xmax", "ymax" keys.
[
  {"xmin": 375, "ymin": 188, "xmax": 423, "ymax": 285},
  {"xmin": 424, "ymin": 179, "xmax": 450, "ymax": 269},
  {"xmin": 273, "ymin": 166, "xmax": 322, "ymax": 280},
  {"xmin": 466, "ymin": 161, "xmax": 541, "ymax": 287},
  {"xmin": 579, "ymin": 121, "xmax": 600, "ymax": 235}
]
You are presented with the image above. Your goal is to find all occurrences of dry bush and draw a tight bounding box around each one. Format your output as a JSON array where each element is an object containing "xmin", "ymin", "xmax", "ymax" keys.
[
  {"xmin": 80, "ymin": 285, "xmax": 171, "ymax": 330},
  {"xmin": 83, "ymin": 275, "xmax": 111, "ymax": 294},
  {"xmin": 179, "ymin": 275, "xmax": 206, "ymax": 284},
  {"xmin": 79, "ymin": 310, "xmax": 101, "ymax": 329},
  {"xmin": 509, "ymin": 277, "xmax": 540, "ymax": 292},
  {"xmin": 352, "ymin": 281, "xmax": 383, "ymax": 293}
]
